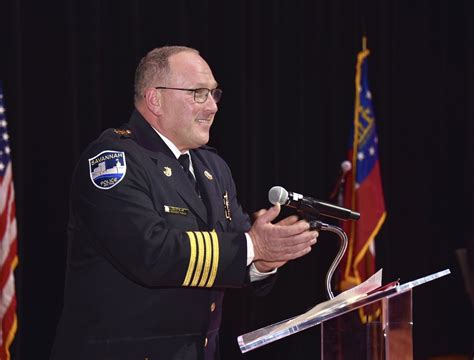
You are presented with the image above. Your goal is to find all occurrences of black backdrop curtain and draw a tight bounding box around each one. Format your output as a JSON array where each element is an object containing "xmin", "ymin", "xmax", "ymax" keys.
[{"xmin": 1, "ymin": 0, "xmax": 473, "ymax": 359}]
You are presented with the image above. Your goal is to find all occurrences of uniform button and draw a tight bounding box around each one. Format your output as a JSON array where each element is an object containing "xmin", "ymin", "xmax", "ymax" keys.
[
  {"xmin": 210, "ymin": 302, "xmax": 216, "ymax": 312},
  {"xmin": 204, "ymin": 337, "xmax": 208, "ymax": 348}
]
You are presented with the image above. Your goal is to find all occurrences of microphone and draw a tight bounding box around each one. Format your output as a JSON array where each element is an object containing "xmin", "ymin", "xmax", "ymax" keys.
[
  {"xmin": 268, "ymin": 186, "xmax": 360, "ymax": 221},
  {"xmin": 329, "ymin": 161, "xmax": 352, "ymax": 201}
]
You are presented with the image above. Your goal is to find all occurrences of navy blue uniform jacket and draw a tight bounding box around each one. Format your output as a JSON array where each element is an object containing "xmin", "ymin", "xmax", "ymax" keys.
[{"xmin": 50, "ymin": 110, "xmax": 273, "ymax": 360}]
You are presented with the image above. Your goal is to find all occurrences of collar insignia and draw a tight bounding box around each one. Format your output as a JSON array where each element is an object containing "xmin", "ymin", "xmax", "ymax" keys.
[
  {"xmin": 163, "ymin": 167, "xmax": 172, "ymax": 177},
  {"xmin": 204, "ymin": 170, "xmax": 213, "ymax": 180}
]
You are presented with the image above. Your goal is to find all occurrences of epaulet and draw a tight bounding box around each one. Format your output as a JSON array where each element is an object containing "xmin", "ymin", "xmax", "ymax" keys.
[
  {"xmin": 113, "ymin": 126, "xmax": 133, "ymax": 138},
  {"xmin": 199, "ymin": 144, "xmax": 218, "ymax": 153}
]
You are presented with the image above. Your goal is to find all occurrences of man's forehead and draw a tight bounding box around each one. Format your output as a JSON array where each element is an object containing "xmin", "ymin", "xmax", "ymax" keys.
[
  {"xmin": 169, "ymin": 52, "xmax": 217, "ymax": 85},
  {"xmin": 169, "ymin": 52, "xmax": 208, "ymax": 71}
]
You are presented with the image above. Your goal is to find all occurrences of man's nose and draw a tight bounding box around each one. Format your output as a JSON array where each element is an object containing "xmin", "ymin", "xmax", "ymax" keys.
[{"xmin": 205, "ymin": 94, "xmax": 218, "ymax": 112}]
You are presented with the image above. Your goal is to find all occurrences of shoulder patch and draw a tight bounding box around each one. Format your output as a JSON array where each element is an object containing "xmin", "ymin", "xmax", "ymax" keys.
[{"xmin": 88, "ymin": 150, "xmax": 127, "ymax": 190}]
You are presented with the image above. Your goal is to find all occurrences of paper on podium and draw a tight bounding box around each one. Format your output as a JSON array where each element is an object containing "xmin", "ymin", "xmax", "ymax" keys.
[
  {"xmin": 238, "ymin": 268, "xmax": 451, "ymax": 353},
  {"xmin": 272, "ymin": 269, "xmax": 383, "ymax": 334}
]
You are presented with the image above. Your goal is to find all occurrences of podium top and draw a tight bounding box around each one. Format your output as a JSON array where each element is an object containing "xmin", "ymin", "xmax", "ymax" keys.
[{"xmin": 238, "ymin": 269, "xmax": 450, "ymax": 353}]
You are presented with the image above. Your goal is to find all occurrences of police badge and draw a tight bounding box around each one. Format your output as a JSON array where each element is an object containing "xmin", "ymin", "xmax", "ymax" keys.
[{"xmin": 89, "ymin": 150, "xmax": 127, "ymax": 190}]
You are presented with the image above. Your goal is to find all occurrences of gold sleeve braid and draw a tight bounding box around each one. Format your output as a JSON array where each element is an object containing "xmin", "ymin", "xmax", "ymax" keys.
[
  {"xmin": 182, "ymin": 231, "xmax": 219, "ymax": 288},
  {"xmin": 198, "ymin": 232, "xmax": 212, "ymax": 287},
  {"xmin": 190, "ymin": 232, "xmax": 205, "ymax": 287}
]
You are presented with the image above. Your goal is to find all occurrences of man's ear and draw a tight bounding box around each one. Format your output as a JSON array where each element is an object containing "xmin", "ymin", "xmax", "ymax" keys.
[{"xmin": 145, "ymin": 88, "xmax": 162, "ymax": 116}]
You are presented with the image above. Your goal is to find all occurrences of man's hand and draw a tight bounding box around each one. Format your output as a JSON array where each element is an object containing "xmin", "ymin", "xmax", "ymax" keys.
[{"xmin": 248, "ymin": 204, "xmax": 318, "ymax": 272}]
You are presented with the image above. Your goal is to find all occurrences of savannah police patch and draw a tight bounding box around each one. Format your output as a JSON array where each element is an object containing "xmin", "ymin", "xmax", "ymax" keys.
[{"xmin": 89, "ymin": 150, "xmax": 127, "ymax": 190}]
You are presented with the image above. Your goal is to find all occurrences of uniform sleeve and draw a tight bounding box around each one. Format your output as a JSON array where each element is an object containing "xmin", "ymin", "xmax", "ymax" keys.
[{"xmin": 70, "ymin": 141, "xmax": 247, "ymax": 289}]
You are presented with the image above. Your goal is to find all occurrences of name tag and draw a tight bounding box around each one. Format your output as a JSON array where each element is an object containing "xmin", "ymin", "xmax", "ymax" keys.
[{"xmin": 164, "ymin": 205, "xmax": 189, "ymax": 216}]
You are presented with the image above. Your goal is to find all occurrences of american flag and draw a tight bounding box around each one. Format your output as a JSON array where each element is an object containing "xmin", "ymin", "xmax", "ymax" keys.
[
  {"xmin": 339, "ymin": 44, "xmax": 386, "ymax": 315},
  {"xmin": 0, "ymin": 83, "xmax": 18, "ymax": 360}
]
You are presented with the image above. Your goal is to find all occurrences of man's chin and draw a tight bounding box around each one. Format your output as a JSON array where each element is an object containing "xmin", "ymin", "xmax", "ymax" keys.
[
  {"xmin": 198, "ymin": 133, "xmax": 210, "ymax": 145},
  {"xmin": 189, "ymin": 136, "xmax": 210, "ymax": 149}
]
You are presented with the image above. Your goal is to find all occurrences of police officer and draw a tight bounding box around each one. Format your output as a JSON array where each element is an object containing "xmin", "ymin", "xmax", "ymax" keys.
[{"xmin": 50, "ymin": 46, "xmax": 318, "ymax": 360}]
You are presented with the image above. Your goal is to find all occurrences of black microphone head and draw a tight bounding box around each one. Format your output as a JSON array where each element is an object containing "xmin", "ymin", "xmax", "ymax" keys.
[{"xmin": 268, "ymin": 186, "xmax": 288, "ymax": 205}]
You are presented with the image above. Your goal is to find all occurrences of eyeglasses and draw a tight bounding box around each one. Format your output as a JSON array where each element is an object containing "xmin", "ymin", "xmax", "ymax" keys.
[{"xmin": 154, "ymin": 86, "xmax": 222, "ymax": 104}]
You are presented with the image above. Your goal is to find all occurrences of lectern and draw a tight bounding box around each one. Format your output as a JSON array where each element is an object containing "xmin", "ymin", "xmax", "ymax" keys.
[
  {"xmin": 260, "ymin": 188, "xmax": 450, "ymax": 359},
  {"xmin": 238, "ymin": 269, "xmax": 450, "ymax": 359}
]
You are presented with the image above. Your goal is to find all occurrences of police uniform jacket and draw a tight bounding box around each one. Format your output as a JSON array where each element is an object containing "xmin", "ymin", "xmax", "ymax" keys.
[{"xmin": 50, "ymin": 110, "xmax": 273, "ymax": 360}]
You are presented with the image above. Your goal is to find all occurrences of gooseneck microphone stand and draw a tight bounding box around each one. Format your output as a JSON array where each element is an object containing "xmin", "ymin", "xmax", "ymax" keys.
[{"xmin": 306, "ymin": 216, "xmax": 348, "ymax": 300}]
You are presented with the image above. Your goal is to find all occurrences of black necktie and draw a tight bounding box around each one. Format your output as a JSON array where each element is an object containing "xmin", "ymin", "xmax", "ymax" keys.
[{"xmin": 178, "ymin": 154, "xmax": 200, "ymax": 197}]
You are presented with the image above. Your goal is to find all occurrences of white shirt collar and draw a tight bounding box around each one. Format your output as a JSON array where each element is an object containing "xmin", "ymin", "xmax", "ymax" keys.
[
  {"xmin": 151, "ymin": 127, "xmax": 196, "ymax": 176},
  {"xmin": 151, "ymin": 127, "xmax": 189, "ymax": 159}
]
